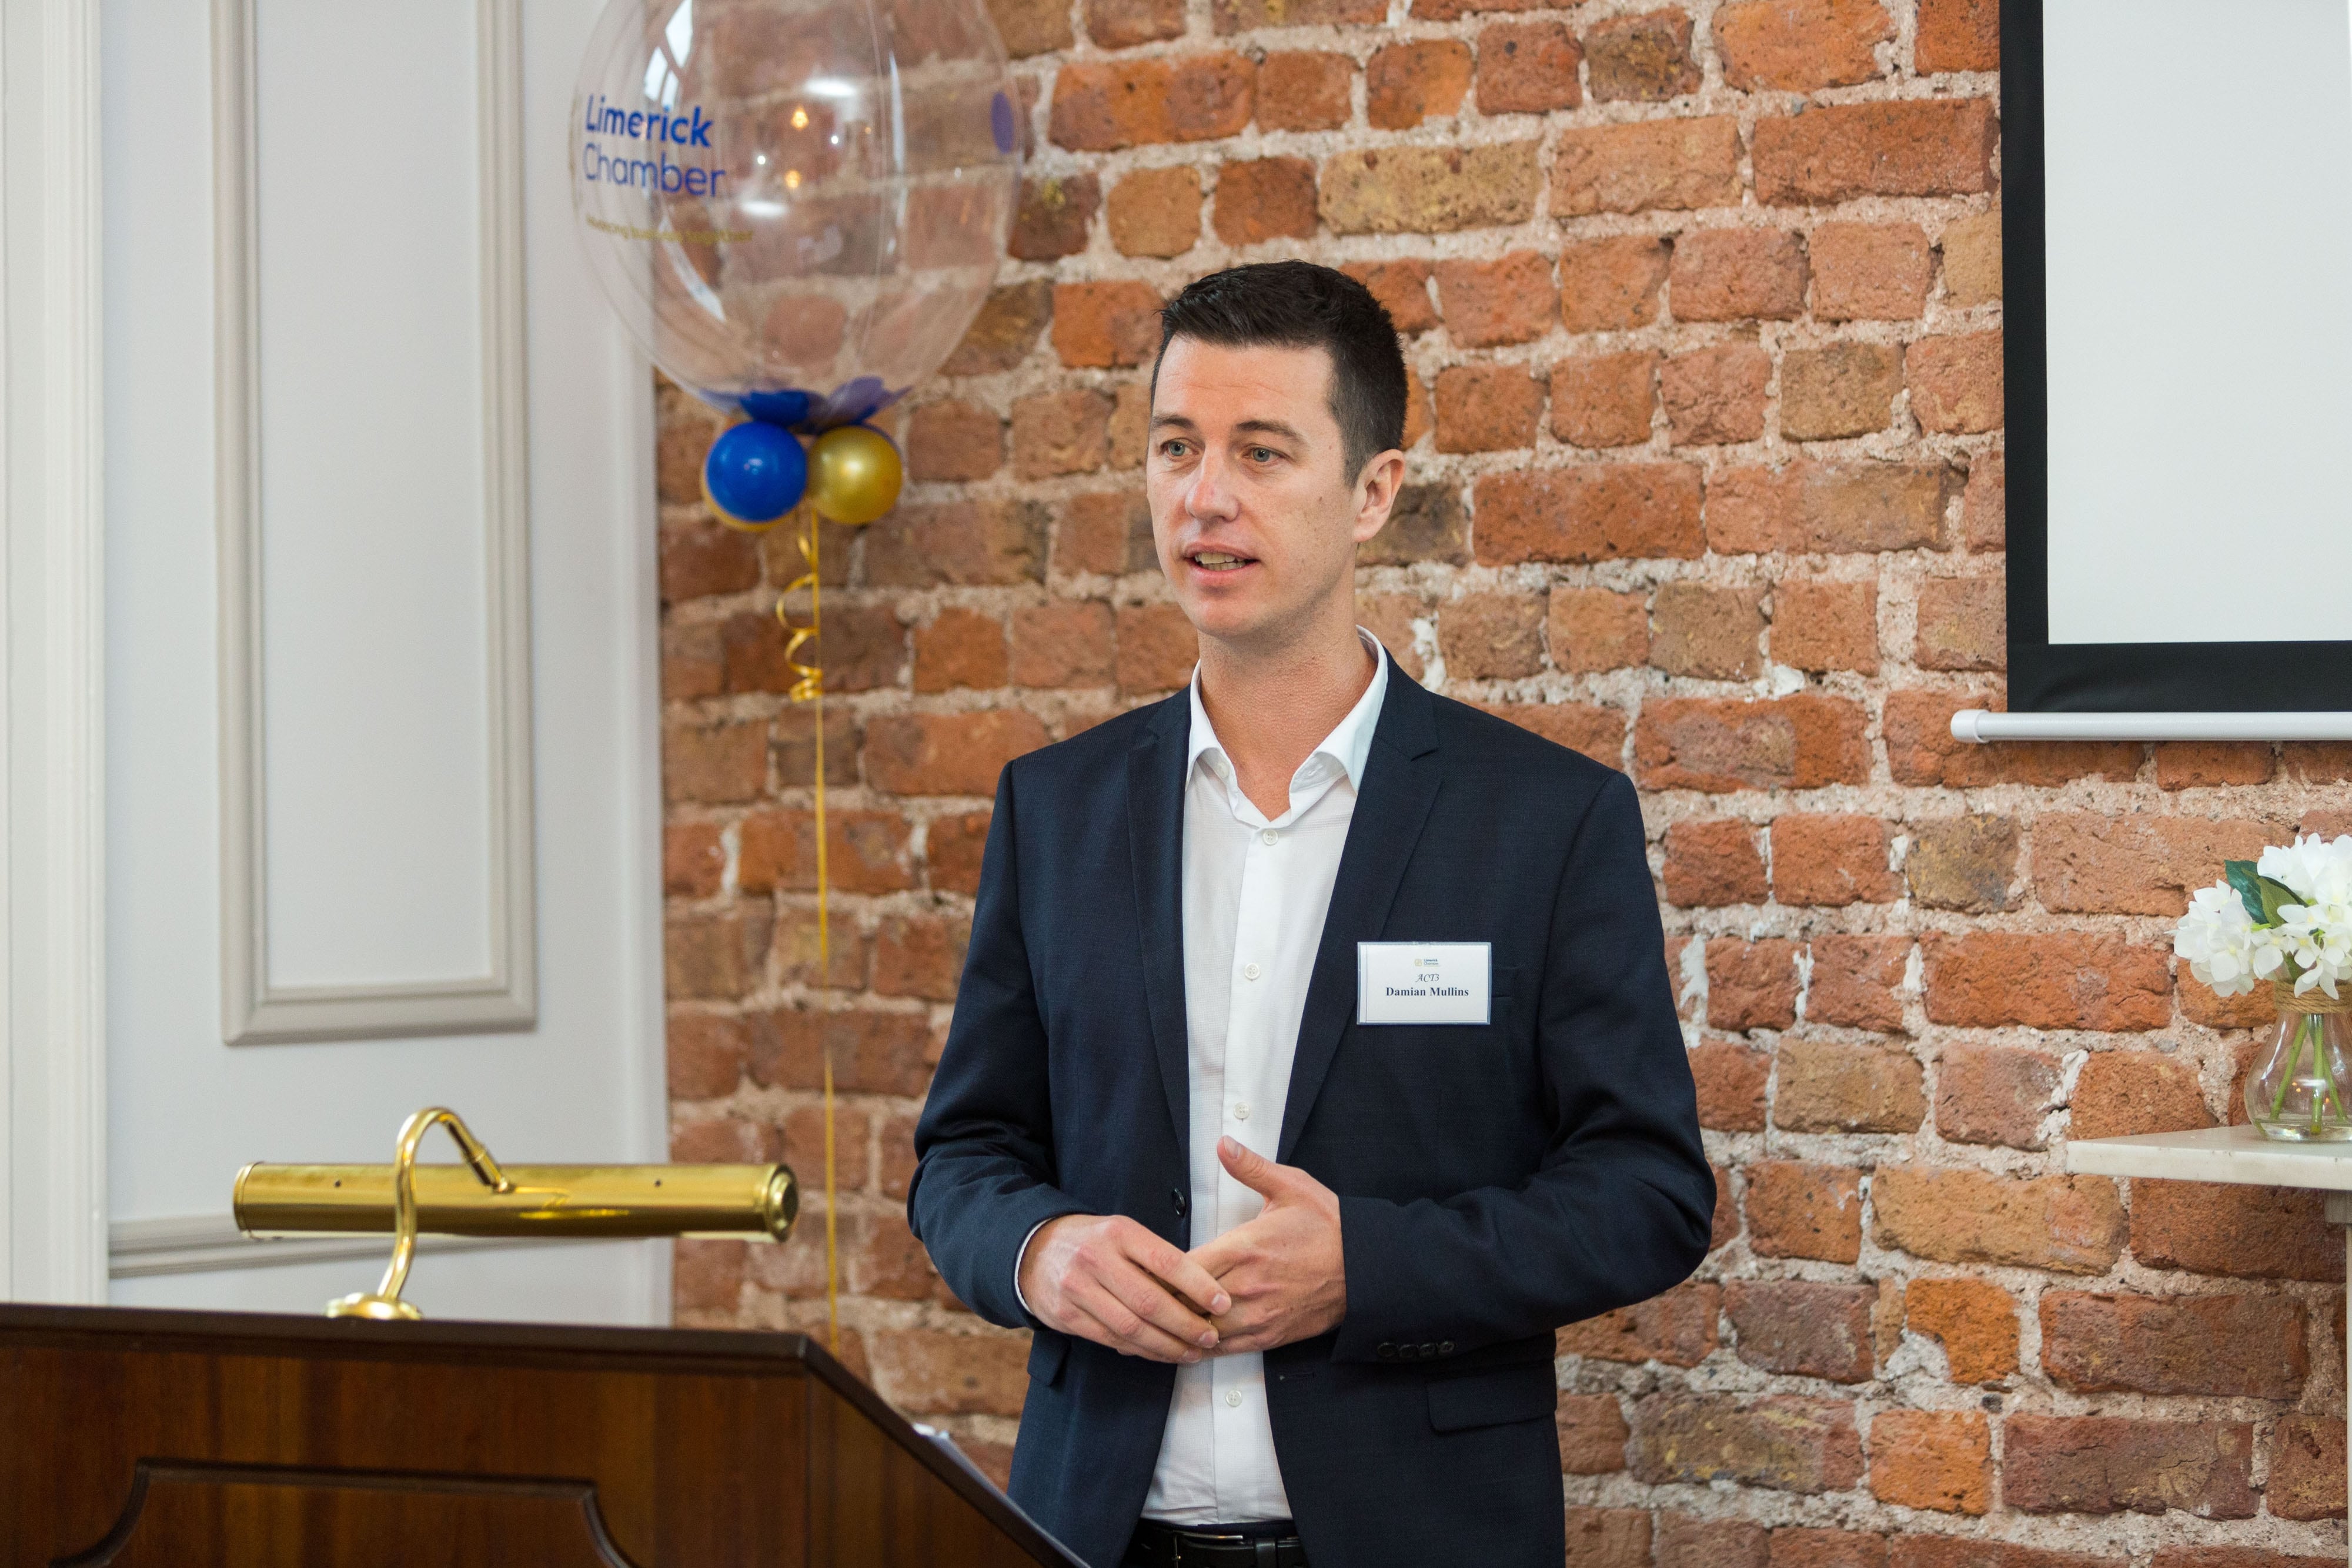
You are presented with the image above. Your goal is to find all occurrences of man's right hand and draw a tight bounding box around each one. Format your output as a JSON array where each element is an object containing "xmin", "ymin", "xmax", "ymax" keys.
[{"xmin": 1018, "ymin": 1213, "xmax": 1231, "ymax": 1363}]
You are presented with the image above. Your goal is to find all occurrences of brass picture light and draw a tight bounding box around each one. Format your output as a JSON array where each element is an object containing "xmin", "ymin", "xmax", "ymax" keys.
[{"xmin": 234, "ymin": 1106, "xmax": 799, "ymax": 1320}]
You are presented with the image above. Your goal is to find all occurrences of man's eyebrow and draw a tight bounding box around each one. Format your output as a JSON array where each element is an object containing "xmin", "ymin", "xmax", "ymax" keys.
[
  {"xmin": 1234, "ymin": 419, "xmax": 1308, "ymax": 442},
  {"xmin": 1148, "ymin": 413, "xmax": 1200, "ymax": 430}
]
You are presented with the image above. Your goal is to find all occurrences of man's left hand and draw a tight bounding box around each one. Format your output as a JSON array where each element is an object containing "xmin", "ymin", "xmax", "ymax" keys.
[{"xmin": 1187, "ymin": 1136, "xmax": 1347, "ymax": 1355}]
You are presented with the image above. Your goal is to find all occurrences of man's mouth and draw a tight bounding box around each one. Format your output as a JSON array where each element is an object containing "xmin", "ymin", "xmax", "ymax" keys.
[{"xmin": 1185, "ymin": 547, "xmax": 1257, "ymax": 573}]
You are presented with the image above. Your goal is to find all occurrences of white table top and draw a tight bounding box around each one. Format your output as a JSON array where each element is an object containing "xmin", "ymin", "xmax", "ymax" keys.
[{"xmin": 2064, "ymin": 1124, "xmax": 2352, "ymax": 1191}]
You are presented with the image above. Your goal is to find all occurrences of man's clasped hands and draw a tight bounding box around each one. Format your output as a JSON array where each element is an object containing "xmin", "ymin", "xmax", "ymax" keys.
[{"xmin": 1018, "ymin": 1137, "xmax": 1347, "ymax": 1363}]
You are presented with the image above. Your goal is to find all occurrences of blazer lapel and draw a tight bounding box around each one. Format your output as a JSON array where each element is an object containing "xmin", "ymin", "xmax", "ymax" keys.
[
  {"xmin": 1277, "ymin": 668, "xmax": 1443, "ymax": 1163},
  {"xmin": 1127, "ymin": 696, "xmax": 1193, "ymax": 1156}
]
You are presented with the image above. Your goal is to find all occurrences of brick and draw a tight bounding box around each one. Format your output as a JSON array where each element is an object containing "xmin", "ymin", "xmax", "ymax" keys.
[
  {"xmin": 925, "ymin": 810, "xmax": 992, "ymax": 896},
  {"xmin": 987, "ymin": 0, "xmax": 1073, "ymax": 55},
  {"xmin": 870, "ymin": 498, "xmax": 1050, "ymax": 585},
  {"xmin": 905, "ymin": 399, "xmax": 1003, "ymax": 483},
  {"xmin": 1052, "ymin": 282, "xmax": 1161, "ymax": 370},
  {"xmin": 1716, "ymin": 0, "xmax": 1892, "ymax": 91},
  {"xmin": 1548, "ymin": 587, "xmax": 1649, "ymax": 673},
  {"xmin": 660, "ymin": 522, "xmax": 760, "ymax": 604},
  {"xmin": 1586, "ymin": 9, "xmax": 1700, "ymax": 101},
  {"xmin": 674, "ymin": 1237, "xmax": 747, "ymax": 1315},
  {"xmin": 1692, "ymin": 1040, "xmax": 1770, "ymax": 1129},
  {"xmin": 1367, "ymin": 39, "xmax": 1472, "ymax": 129},
  {"xmin": 1553, "ymin": 116, "xmax": 1742, "ymax": 216},
  {"xmin": 1709, "ymin": 937, "xmax": 1799, "ymax": 1031},
  {"xmin": 1656, "ymin": 1513, "xmax": 1766, "ymax": 1568},
  {"xmin": 2176, "ymin": 958, "xmax": 2272, "ymax": 1029},
  {"xmin": 1781, "ymin": 343, "xmax": 1904, "ymax": 441},
  {"xmin": 1772, "ymin": 814, "xmax": 1896, "ymax": 906},
  {"xmin": 1258, "ymin": 52, "xmax": 1353, "ymax": 132},
  {"xmin": 2269, "ymin": 1414, "xmax": 2348, "ymax": 1522},
  {"xmin": 1672, "ymin": 229, "xmax": 1808, "ymax": 323},
  {"xmin": 1359, "ymin": 596, "xmax": 1427, "ymax": 682},
  {"xmin": 1010, "ymin": 602, "xmax": 1115, "ymax": 688},
  {"xmin": 1777, "ymin": 1039, "xmax": 1924, "ymax": 1132},
  {"xmin": 1559, "ymin": 236, "xmax": 1672, "ymax": 332},
  {"xmin": 2130, "ymin": 1180, "xmax": 2341, "ymax": 1282},
  {"xmin": 1558, "ymin": 1393, "xmax": 1631, "ymax": 1475},
  {"xmin": 739, "ymin": 808, "xmax": 916, "ymax": 895},
  {"xmin": 863, "ymin": 710, "xmax": 1049, "ymax": 796},
  {"xmin": 770, "ymin": 707, "xmax": 860, "ymax": 790},
  {"xmin": 1048, "ymin": 54, "xmax": 1255, "ymax": 151},
  {"xmin": 1812, "ymin": 222, "xmax": 1932, "ymax": 321},
  {"xmin": 770, "ymin": 904, "xmax": 870, "ymax": 990},
  {"xmin": 1475, "ymin": 465, "xmax": 1703, "ymax": 565},
  {"xmin": 1558, "ymin": 1280, "xmax": 1721, "ymax": 1367},
  {"xmin": 1869, "ymin": 1411, "xmax": 1989, "ymax": 1514},
  {"xmin": 1434, "ymin": 591, "xmax": 1541, "ymax": 681},
  {"xmin": 1551, "ymin": 353, "xmax": 1656, "ymax": 449},
  {"xmin": 1922, "ymin": 932, "xmax": 2172, "ymax": 1031},
  {"xmin": 1107, "ymin": 382, "xmax": 1150, "ymax": 469},
  {"xmin": 1873, "ymin": 1169, "xmax": 2124, "ymax": 1274},
  {"xmin": 667, "ymin": 1012, "xmax": 750, "ymax": 1100},
  {"xmin": 665, "ymin": 822, "xmax": 724, "ymax": 898},
  {"xmin": 1706, "ymin": 461, "xmax": 1954, "ymax": 554},
  {"xmin": 1434, "ymin": 252, "xmax": 1556, "ymax": 348},
  {"xmin": 2154, "ymin": 741, "xmax": 2275, "ymax": 789},
  {"xmin": 1651, "ymin": 582, "xmax": 1765, "ymax": 679},
  {"xmin": 747, "ymin": 1007, "xmax": 936, "ymax": 1097},
  {"xmin": 1411, "ymin": 0, "xmax": 1536, "ymax": 18},
  {"xmin": 1886, "ymin": 692, "xmax": 2141, "ymax": 790},
  {"xmin": 1662, "ymin": 345, "xmax": 1770, "ymax": 447},
  {"xmin": 870, "ymin": 912, "xmax": 972, "ymax": 1003},
  {"xmin": 1085, "ymin": 0, "xmax": 1181, "ymax": 47},
  {"xmin": 1905, "ymin": 815, "xmax": 2016, "ymax": 912},
  {"xmin": 2040, "ymin": 1290, "xmax": 2305, "ymax": 1399},
  {"xmin": 671, "ymin": 1113, "xmax": 781, "ymax": 1166},
  {"xmin": 1771, "ymin": 1529, "xmax": 1887, "ymax": 1568},
  {"xmin": 1344, "ymin": 260, "xmax": 1438, "ymax": 335},
  {"xmin": 1056, "ymin": 490, "xmax": 1155, "ymax": 579},
  {"xmin": 1907, "ymin": 333, "xmax": 2003, "ymax": 434},
  {"xmin": 1481, "ymin": 702, "xmax": 1627, "ymax": 767},
  {"xmin": 1755, "ymin": 101, "xmax": 1999, "ymax": 205},
  {"xmin": 2030, "ymin": 814, "xmax": 2273, "ymax": 918},
  {"xmin": 1665, "ymin": 819, "xmax": 1766, "ymax": 908},
  {"xmin": 943, "ymin": 280, "xmax": 1054, "ymax": 375},
  {"xmin": 1942, "ymin": 212, "xmax": 2003, "ymax": 307},
  {"xmin": 1319, "ymin": 142, "xmax": 1541, "ymax": 235},
  {"xmin": 1362, "ymin": 483, "xmax": 1467, "ymax": 566},
  {"xmin": 2004, "ymin": 1415, "xmax": 2256, "ymax": 1519},
  {"xmin": 1913, "ymin": 575, "xmax": 2003, "ymax": 671},
  {"xmin": 724, "ymin": 603, "xmax": 904, "ymax": 696},
  {"xmin": 1115, "ymin": 604, "xmax": 1198, "ymax": 693},
  {"xmin": 1937, "ymin": 1041, "xmax": 2060, "ymax": 1148},
  {"xmin": 1809, "ymin": 935, "xmax": 1908, "ymax": 1032},
  {"xmin": 1903, "ymin": 1278, "xmax": 2017, "ymax": 1383},
  {"xmin": 867, "ymin": 1329, "xmax": 1027, "ymax": 1417},
  {"xmin": 1960, "ymin": 454, "xmax": 2003, "ymax": 550},
  {"xmin": 1889, "ymin": 1546, "xmax": 2120, "ymax": 1568},
  {"xmin": 1403, "ymin": 366, "xmax": 1432, "ymax": 448},
  {"xmin": 1212, "ymin": 0, "xmax": 1381, "ymax": 26},
  {"xmin": 655, "ymin": 383, "xmax": 720, "ymax": 505},
  {"xmin": 1635, "ymin": 694, "xmax": 1870, "ymax": 793},
  {"xmin": 1107, "ymin": 166, "xmax": 1202, "ymax": 258},
  {"xmin": 662, "ymin": 623, "xmax": 723, "ymax": 702},
  {"xmin": 1629, "ymin": 1393, "xmax": 1862, "ymax": 1493},
  {"xmin": 1010, "ymin": 173, "xmax": 1099, "ymax": 260},
  {"xmin": 1213, "ymin": 157, "xmax": 1317, "ymax": 246},
  {"xmin": 1745, "ymin": 1161, "xmax": 1862, "ymax": 1262},
  {"xmin": 1773, "ymin": 579, "xmax": 1878, "ymax": 674},
  {"xmin": 1564, "ymin": 1507, "xmax": 1652, "ymax": 1568},
  {"xmin": 1010, "ymin": 390, "xmax": 1112, "ymax": 480},
  {"xmin": 665, "ymin": 906, "xmax": 771, "ymax": 1000},
  {"xmin": 1728, "ymin": 1281, "xmax": 1875, "ymax": 1382},
  {"xmin": 664, "ymin": 720, "xmax": 769, "ymax": 804},
  {"xmin": 1710, "ymin": 1164, "xmax": 1738, "ymax": 1251},
  {"xmin": 2149, "ymin": 1550, "xmax": 2343, "ymax": 1568},
  {"xmin": 1916, "ymin": 0, "xmax": 1997, "ymax": 72},
  {"xmin": 1475, "ymin": 21, "xmax": 1583, "ymax": 115},
  {"xmin": 2071, "ymin": 1051, "xmax": 2213, "ymax": 1141},
  {"xmin": 1434, "ymin": 367, "xmax": 1542, "ymax": 454}
]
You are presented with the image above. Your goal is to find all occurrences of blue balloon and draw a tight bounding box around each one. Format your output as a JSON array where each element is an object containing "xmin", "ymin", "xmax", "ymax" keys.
[
  {"xmin": 739, "ymin": 388, "xmax": 814, "ymax": 427},
  {"xmin": 703, "ymin": 420, "xmax": 808, "ymax": 523}
]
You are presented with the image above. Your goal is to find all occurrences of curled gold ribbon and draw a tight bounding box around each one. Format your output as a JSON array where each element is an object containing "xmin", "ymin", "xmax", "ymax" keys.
[{"xmin": 774, "ymin": 506, "xmax": 840, "ymax": 1355}]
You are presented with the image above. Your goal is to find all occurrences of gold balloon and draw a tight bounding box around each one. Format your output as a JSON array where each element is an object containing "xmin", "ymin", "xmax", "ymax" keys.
[{"xmin": 806, "ymin": 426, "xmax": 903, "ymax": 526}]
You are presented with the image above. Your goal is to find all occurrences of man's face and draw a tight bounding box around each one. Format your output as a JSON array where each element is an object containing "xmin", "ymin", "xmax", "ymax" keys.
[{"xmin": 1145, "ymin": 336, "xmax": 1398, "ymax": 652}]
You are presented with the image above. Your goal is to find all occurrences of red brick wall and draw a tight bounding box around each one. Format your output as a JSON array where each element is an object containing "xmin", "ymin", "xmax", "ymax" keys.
[{"xmin": 658, "ymin": 0, "xmax": 2352, "ymax": 1557}]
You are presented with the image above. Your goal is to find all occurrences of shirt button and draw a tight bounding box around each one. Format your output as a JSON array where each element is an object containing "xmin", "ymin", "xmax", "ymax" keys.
[
  {"xmin": 1224, "ymin": 1389, "xmax": 1244, "ymax": 1408},
  {"xmin": 1242, "ymin": 962, "xmax": 1262, "ymax": 981},
  {"xmin": 1232, "ymin": 1102, "xmax": 1251, "ymax": 1121},
  {"xmin": 1260, "ymin": 828, "xmax": 1279, "ymax": 847}
]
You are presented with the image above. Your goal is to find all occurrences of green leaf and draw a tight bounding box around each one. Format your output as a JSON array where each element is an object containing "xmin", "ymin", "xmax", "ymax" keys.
[
  {"xmin": 2256, "ymin": 875, "xmax": 2302, "ymax": 926},
  {"xmin": 2226, "ymin": 861, "xmax": 2267, "ymax": 925}
]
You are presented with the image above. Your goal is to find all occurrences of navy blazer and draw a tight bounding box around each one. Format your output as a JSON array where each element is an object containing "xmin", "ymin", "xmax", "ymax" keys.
[{"xmin": 908, "ymin": 665, "xmax": 1712, "ymax": 1568}]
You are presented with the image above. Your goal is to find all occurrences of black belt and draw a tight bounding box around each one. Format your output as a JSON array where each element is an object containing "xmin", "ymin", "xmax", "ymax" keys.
[{"xmin": 1125, "ymin": 1519, "xmax": 1307, "ymax": 1567}]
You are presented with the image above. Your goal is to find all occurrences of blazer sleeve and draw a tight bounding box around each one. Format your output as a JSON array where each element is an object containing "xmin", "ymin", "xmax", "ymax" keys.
[
  {"xmin": 906, "ymin": 764, "xmax": 1084, "ymax": 1330},
  {"xmin": 1330, "ymin": 768, "xmax": 1713, "ymax": 1361}
]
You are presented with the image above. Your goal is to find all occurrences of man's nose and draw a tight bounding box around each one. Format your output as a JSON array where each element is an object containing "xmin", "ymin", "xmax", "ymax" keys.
[{"xmin": 1185, "ymin": 449, "xmax": 1238, "ymax": 521}]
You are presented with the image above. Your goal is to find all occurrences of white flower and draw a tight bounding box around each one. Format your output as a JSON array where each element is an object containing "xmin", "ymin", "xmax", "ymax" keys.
[
  {"xmin": 2276, "ymin": 904, "xmax": 2352, "ymax": 998},
  {"xmin": 2176, "ymin": 881, "xmax": 2267, "ymax": 996},
  {"xmin": 2258, "ymin": 834, "xmax": 2352, "ymax": 906}
]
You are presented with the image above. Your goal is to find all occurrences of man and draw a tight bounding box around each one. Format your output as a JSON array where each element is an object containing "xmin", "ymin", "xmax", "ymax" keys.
[{"xmin": 908, "ymin": 261, "xmax": 1711, "ymax": 1568}]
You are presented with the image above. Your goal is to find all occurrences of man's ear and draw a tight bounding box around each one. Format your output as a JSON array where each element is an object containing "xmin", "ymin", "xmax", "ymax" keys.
[{"xmin": 1349, "ymin": 449, "xmax": 1408, "ymax": 546}]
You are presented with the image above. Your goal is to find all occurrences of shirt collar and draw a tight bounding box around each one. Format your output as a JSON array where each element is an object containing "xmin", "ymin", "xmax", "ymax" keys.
[{"xmin": 1185, "ymin": 629, "xmax": 1391, "ymax": 793}]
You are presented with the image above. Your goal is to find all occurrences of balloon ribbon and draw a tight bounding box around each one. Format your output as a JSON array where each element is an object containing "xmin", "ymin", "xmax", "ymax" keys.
[{"xmin": 775, "ymin": 506, "xmax": 840, "ymax": 1355}]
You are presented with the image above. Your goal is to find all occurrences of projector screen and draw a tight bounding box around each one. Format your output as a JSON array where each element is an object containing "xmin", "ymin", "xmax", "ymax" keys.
[{"xmin": 2008, "ymin": 0, "xmax": 2352, "ymax": 710}]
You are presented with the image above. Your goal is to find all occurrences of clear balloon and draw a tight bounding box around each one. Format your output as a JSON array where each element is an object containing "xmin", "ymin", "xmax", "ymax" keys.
[{"xmin": 571, "ymin": 0, "xmax": 1021, "ymax": 423}]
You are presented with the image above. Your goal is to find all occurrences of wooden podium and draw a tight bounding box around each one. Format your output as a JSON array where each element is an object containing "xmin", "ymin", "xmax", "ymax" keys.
[{"xmin": 0, "ymin": 1303, "xmax": 1080, "ymax": 1567}]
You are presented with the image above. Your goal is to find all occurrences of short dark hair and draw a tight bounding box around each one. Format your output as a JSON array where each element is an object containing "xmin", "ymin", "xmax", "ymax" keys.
[{"xmin": 1152, "ymin": 261, "xmax": 1406, "ymax": 482}]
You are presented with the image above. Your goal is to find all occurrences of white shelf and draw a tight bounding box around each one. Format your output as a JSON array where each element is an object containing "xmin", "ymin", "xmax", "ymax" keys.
[
  {"xmin": 1952, "ymin": 710, "xmax": 2352, "ymax": 743},
  {"xmin": 2063, "ymin": 1123, "xmax": 2352, "ymax": 1191}
]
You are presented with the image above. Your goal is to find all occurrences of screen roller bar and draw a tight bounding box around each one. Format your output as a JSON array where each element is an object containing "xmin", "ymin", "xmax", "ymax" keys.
[{"xmin": 1952, "ymin": 711, "xmax": 2352, "ymax": 743}]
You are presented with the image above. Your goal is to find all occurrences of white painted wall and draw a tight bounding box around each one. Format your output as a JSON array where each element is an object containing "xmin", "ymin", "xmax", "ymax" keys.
[{"xmin": 101, "ymin": 0, "xmax": 670, "ymax": 1325}]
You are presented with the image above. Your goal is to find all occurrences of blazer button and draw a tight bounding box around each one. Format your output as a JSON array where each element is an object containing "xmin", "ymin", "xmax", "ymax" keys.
[
  {"xmin": 1421, "ymin": 1342, "xmax": 1436, "ymax": 1358},
  {"xmin": 1170, "ymin": 1188, "xmax": 1187, "ymax": 1216},
  {"xmin": 1439, "ymin": 1341, "xmax": 1455, "ymax": 1355},
  {"xmin": 1376, "ymin": 1342, "xmax": 1395, "ymax": 1360}
]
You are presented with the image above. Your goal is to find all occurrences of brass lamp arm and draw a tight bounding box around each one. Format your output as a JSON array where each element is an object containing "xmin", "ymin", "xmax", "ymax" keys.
[{"xmin": 329, "ymin": 1107, "xmax": 511, "ymax": 1322}]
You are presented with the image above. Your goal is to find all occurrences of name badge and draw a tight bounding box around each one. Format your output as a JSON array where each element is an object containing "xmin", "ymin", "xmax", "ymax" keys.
[{"xmin": 1357, "ymin": 942, "xmax": 1491, "ymax": 1025}]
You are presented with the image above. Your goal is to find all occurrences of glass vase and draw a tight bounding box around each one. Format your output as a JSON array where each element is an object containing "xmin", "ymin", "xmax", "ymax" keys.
[{"xmin": 2246, "ymin": 993, "xmax": 2352, "ymax": 1141}]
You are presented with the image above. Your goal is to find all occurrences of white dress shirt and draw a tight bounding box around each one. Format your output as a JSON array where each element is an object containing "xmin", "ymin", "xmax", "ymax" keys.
[{"xmin": 1140, "ymin": 631, "xmax": 1390, "ymax": 1526}]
